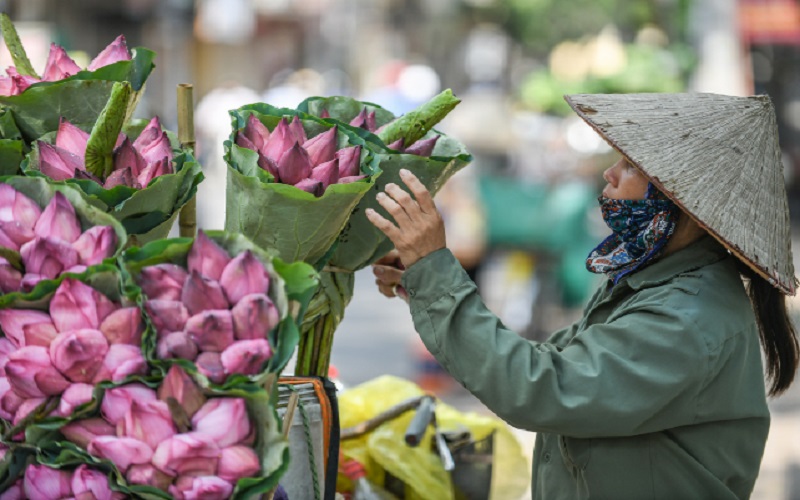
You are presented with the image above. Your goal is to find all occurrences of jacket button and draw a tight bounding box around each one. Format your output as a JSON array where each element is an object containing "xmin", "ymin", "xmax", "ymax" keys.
[{"xmin": 543, "ymin": 453, "xmax": 551, "ymax": 463}]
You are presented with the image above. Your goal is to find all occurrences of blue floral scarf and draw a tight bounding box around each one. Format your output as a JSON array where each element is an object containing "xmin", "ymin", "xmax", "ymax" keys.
[{"xmin": 586, "ymin": 184, "xmax": 679, "ymax": 285}]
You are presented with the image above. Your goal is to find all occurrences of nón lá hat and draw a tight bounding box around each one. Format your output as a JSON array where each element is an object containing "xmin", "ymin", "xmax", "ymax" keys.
[{"xmin": 565, "ymin": 92, "xmax": 797, "ymax": 295}]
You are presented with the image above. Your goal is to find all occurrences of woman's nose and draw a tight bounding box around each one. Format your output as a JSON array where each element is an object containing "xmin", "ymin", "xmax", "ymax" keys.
[{"xmin": 602, "ymin": 166, "xmax": 615, "ymax": 186}]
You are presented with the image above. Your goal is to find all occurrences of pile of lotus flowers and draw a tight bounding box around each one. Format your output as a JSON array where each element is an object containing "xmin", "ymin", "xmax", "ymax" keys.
[
  {"xmin": 2, "ymin": 463, "xmax": 123, "ymax": 499},
  {"xmin": 0, "ymin": 35, "xmax": 131, "ymax": 96},
  {"xmin": 235, "ymin": 114, "xmax": 365, "ymax": 197},
  {"xmin": 138, "ymin": 231, "xmax": 279, "ymax": 383},
  {"xmin": 0, "ymin": 184, "xmax": 120, "ymax": 293},
  {"xmin": 0, "ymin": 277, "xmax": 146, "ymax": 431},
  {"xmin": 37, "ymin": 116, "xmax": 173, "ymax": 189},
  {"xmin": 57, "ymin": 366, "xmax": 262, "ymax": 498}
]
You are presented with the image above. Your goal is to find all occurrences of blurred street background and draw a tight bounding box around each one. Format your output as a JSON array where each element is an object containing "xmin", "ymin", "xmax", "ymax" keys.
[{"xmin": 3, "ymin": 0, "xmax": 800, "ymax": 497}]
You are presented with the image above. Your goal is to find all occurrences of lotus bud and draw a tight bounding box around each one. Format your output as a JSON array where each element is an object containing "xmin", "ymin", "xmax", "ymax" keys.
[
  {"xmin": 221, "ymin": 339, "xmax": 272, "ymax": 376},
  {"xmin": 132, "ymin": 117, "xmax": 161, "ymax": 151},
  {"xmin": 0, "ymin": 259, "xmax": 21, "ymax": 294},
  {"xmin": 185, "ymin": 310, "xmax": 234, "ymax": 353},
  {"xmin": 0, "ymin": 309, "xmax": 54, "ymax": 348},
  {"xmin": 235, "ymin": 131, "xmax": 257, "ymax": 152},
  {"xmin": 182, "ymin": 271, "xmax": 229, "ymax": 315},
  {"xmin": 285, "ymin": 116, "xmax": 305, "ymax": 146},
  {"xmin": 118, "ymin": 400, "xmax": 178, "ymax": 450},
  {"xmin": 187, "ymin": 231, "xmax": 231, "ymax": 282},
  {"xmin": 259, "ymin": 153, "xmax": 280, "ymax": 179},
  {"xmin": 169, "ymin": 475, "xmax": 233, "ymax": 499},
  {"xmin": 335, "ymin": 145, "xmax": 362, "ymax": 178},
  {"xmin": 50, "ymin": 278, "xmax": 117, "ymax": 332},
  {"xmin": 88, "ymin": 435, "xmax": 154, "ymax": 474},
  {"xmin": 113, "ymin": 136, "xmax": 146, "ymax": 177},
  {"xmin": 0, "ymin": 184, "xmax": 40, "ymax": 229},
  {"xmin": 386, "ymin": 138, "xmax": 405, "ymax": 151},
  {"xmin": 218, "ymin": 445, "xmax": 261, "ymax": 482},
  {"xmin": 103, "ymin": 165, "xmax": 136, "ymax": 189},
  {"xmin": 311, "ymin": 158, "xmax": 340, "ymax": 189},
  {"xmin": 20, "ymin": 237, "xmax": 80, "ymax": 280},
  {"xmin": 404, "ymin": 135, "xmax": 440, "ymax": 157},
  {"xmin": 13, "ymin": 397, "xmax": 46, "ymax": 427},
  {"xmin": 278, "ymin": 142, "xmax": 314, "ymax": 186},
  {"xmin": 61, "ymin": 417, "xmax": 116, "ymax": 448},
  {"xmin": 49, "ymin": 329, "xmax": 109, "ymax": 383},
  {"xmin": 158, "ymin": 365, "xmax": 206, "ymax": 418},
  {"xmin": 195, "ymin": 352, "xmax": 225, "ymax": 384},
  {"xmin": 56, "ymin": 382, "xmax": 95, "ymax": 417},
  {"xmin": 157, "ymin": 331, "xmax": 198, "ymax": 361},
  {"xmin": 88, "ymin": 35, "xmax": 131, "ymax": 71},
  {"xmin": 126, "ymin": 464, "xmax": 173, "ymax": 490},
  {"xmin": 72, "ymin": 464, "xmax": 124, "ymax": 500},
  {"xmin": 55, "ymin": 118, "xmax": 89, "ymax": 161},
  {"xmin": 34, "ymin": 192, "xmax": 82, "ymax": 243},
  {"xmin": 145, "ymin": 299, "xmax": 190, "ymax": 334},
  {"xmin": 244, "ymin": 114, "xmax": 271, "ymax": 152},
  {"xmin": 137, "ymin": 156, "xmax": 173, "ymax": 188},
  {"xmin": 138, "ymin": 131, "xmax": 173, "ymax": 166},
  {"xmin": 37, "ymin": 141, "xmax": 83, "ymax": 181},
  {"xmin": 42, "ymin": 44, "xmax": 81, "ymax": 81},
  {"xmin": 99, "ymin": 307, "xmax": 142, "ymax": 345},
  {"xmin": 152, "ymin": 432, "xmax": 221, "ymax": 477},
  {"xmin": 349, "ymin": 108, "xmax": 369, "ymax": 129},
  {"xmin": 0, "ymin": 385, "xmax": 23, "ymax": 420},
  {"xmin": 366, "ymin": 110, "xmax": 377, "ymax": 132},
  {"xmin": 0, "ymin": 479, "xmax": 22, "ymax": 500},
  {"xmin": 23, "ymin": 465, "xmax": 72, "ymax": 500},
  {"xmin": 219, "ymin": 251, "xmax": 269, "ymax": 304},
  {"xmin": 10, "ymin": 73, "xmax": 38, "ymax": 93},
  {"xmin": 138, "ymin": 263, "xmax": 188, "ymax": 300},
  {"xmin": 0, "ymin": 225, "xmax": 18, "ymax": 251},
  {"xmin": 24, "ymin": 321, "xmax": 58, "ymax": 347},
  {"xmin": 294, "ymin": 178, "xmax": 324, "ymax": 197},
  {"xmin": 262, "ymin": 117, "xmax": 293, "ymax": 163},
  {"xmin": 339, "ymin": 175, "xmax": 367, "ymax": 184},
  {"xmin": 73, "ymin": 225, "xmax": 118, "ymax": 266},
  {"xmin": 0, "ymin": 378, "xmax": 13, "ymax": 420},
  {"xmin": 0, "ymin": 220, "xmax": 35, "ymax": 248},
  {"xmin": 92, "ymin": 344, "xmax": 147, "ymax": 383},
  {"xmin": 303, "ymin": 126, "xmax": 338, "ymax": 165},
  {"xmin": 192, "ymin": 398, "xmax": 251, "ymax": 447},
  {"xmin": 231, "ymin": 293, "xmax": 279, "ymax": 340},
  {"xmin": 6, "ymin": 346, "xmax": 71, "ymax": 397},
  {"xmin": 100, "ymin": 383, "xmax": 157, "ymax": 425}
]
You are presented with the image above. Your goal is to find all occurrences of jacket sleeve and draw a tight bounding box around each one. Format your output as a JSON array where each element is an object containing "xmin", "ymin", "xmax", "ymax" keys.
[{"xmin": 402, "ymin": 249, "xmax": 710, "ymax": 438}]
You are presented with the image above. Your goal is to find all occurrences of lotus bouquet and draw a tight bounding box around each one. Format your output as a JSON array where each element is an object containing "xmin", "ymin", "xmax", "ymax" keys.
[
  {"xmin": 2, "ymin": 463, "xmax": 123, "ymax": 499},
  {"xmin": 0, "ymin": 177, "xmax": 126, "ymax": 296}
]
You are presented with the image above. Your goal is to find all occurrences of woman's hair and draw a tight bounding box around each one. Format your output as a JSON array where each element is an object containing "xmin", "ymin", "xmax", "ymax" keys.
[{"xmin": 739, "ymin": 264, "xmax": 799, "ymax": 396}]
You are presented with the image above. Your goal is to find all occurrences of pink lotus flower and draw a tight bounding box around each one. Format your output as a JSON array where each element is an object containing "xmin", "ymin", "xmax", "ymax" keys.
[
  {"xmin": 55, "ymin": 118, "xmax": 90, "ymax": 161},
  {"xmin": 99, "ymin": 307, "xmax": 142, "ymax": 345},
  {"xmin": 13, "ymin": 397, "xmax": 46, "ymax": 428},
  {"xmin": 38, "ymin": 141, "xmax": 85, "ymax": 181},
  {"xmin": 349, "ymin": 107, "xmax": 376, "ymax": 131},
  {"xmin": 23, "ymin": 464, "xmax": 72, "ymax": 500},
  {"xmin": 219, "ymin": 250, "xmax": 270, "ymax": 304},
  {"xmin": 56, "ymin": 382, "xmax": 94, "ymax": 417},
  {"xmin": 113, "ymin": 137, "xmax": 146, "ymax": 178},
  {"xmin": 192, "ymin": 398, "xmax": 251, "ymax": 448},
  {"xmin": 0, "ymin": 377, "xmax": 14, "ymax": 420},
  {"xmin": 157, "ymin": 331, "xmax": 198, "ymax": 361},
  {"xmin": 262, "ymin": 118, "xmax": 294, "ymax": 164},
  {"xmin": 218, "ymin": 445, "xmax": 261, "ymax": 482},
  {"xmin": 404, "ymin": 135, "xmax": 439, "ymax": 156},
  {"xmin": 0, "ymin": 220, "xmax": 35, "ymax": 248},
  {"xmin": 34, "ymin": 192, "xmax": 82, "ymax": 243},
  {"xmin": 88, "ymin": 35, "xmax": 131, "ymax": 71},
  {"xmin": 135, "ymin": 118, "xmax": 172, "ymax": 165},
  {"xmin": 49, "ymin": 278, "xmax": 117, "ymax": 332},
  {"xmin": 101, "ymin": 383, "xmax": 157, "ymax": 425},
  {"xmin": 22, "ymin": 321, "xmax": 58, "ymax": 347},
  {"xmin": 138, "ymin": 263, "xmax": 188, "ymax": 301},
  {"xmin": 0, "ymin": 337, "xmax": 16, "ymax": 372},
  {"xmin": 310, "ymin": 158, "xmax": 340, "ymax": 189},
  {"xmin": 169, "ymin": 475, "xmax": 233, "ymax": 500},
  {"xmin": 104, "ymin": 165, "xmax": 138, "ymax": 190},
  {"xmin": 92, "ymin": 344, "xmax": 147, "ymax": 383},
  {"xmin": 288, "ymin": 115, "xmax": 307, "ymax": 145},
  {"xmin": 60, "ymin": 417, "xmax": 116, "ymax": 448},
  {"xmin": 221, "ymin": 339, "xmax": 272, "ymax": 376},
  {"xmin": 181, "ymin": 272, "xmax": 229, "ymax": 316},
  {"xmin": 195, "ymin": 352, "xmax": 225, "ymax": 384},
  {"xmin": 187, "ymin": 231, "xmax": 231, "ymax": 282},
  {"xmin": 0, "ymin": 258, "xmax": 21, "ymax": 293},
  {"xmin": 73, "ymin": 225, "xmax": 117, "ymax": 266},
  {"xmin": 0, "ymin": 386, "xmax": 24, "ymax": 421},
  {"xmin": 294, "ymin": 178, "xmax": 324, "ymax": 196},
  {"xmin": 243, "ymin": 114, "xmax": 270, "ymax": 152},
  {"xmin": 88, "ymin": 435, "xmax": 154, "ymax": 473},
  {"xmin": 6, "ymin": 346, "xmax": 70, "ymax": 397},
  {"xmin": 42, "ymin": 44, "xmax": 81, "ymax": 81},
  {"xmin": 118, "ymin": 399, "xmax": 178, "ymax": 449},
  {"xmin": 0, "ymin": 184, "xmax": 41, "ymax": 229},
  {"xmin": 20, "ymin": 237, "xmax": 80, "ymax": 281},
  {"xmin": 158, "ymin": 365, "xmax": 206, "ymax": 419},
  {"xmin": 152, "ymin": 433, "xmax": 221, "ymax": 477},
  {"xmin": 137, "ymin": 157, "xmax": 173, "ymax": 188},
  {"xmin": 126, "ymin": 464, "xmax": 173, "ymax": 490},
  {"xmin": 0, "ymin": 309, "xmax": 55, "ymax": 348},
  {"xmin": 49, "ymin": 329, "xmax": 109, "ymax": 383},
  {"xmin": 0, "ymin": 479, "xmax": 22, "ymax": 500},
  {"xmin": 304, "ymin": 125, "xmax": 337, "ymax": 165},
  {"xmin": 278, "ymin": 142, "xmax": 313, "ymax": 186},
  {"xmin": 185, "ymin": 310, "xmax": 234, "ymax": 353},
  {"xmin": 145, "ymin": 299, "xmax": 189, "ymax": 334},
  {"xmin": 231, "ymin": 293, "xmax": 280, "ymax": 340},
  {"xmin": 71, "ymin": 464, "xmax": 124, "ymax": 500}
]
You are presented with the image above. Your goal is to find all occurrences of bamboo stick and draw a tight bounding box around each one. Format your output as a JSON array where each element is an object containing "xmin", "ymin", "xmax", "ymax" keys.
[{"xmin": 177, "ymin": 83, "xmax": 197, "ymax": 238}]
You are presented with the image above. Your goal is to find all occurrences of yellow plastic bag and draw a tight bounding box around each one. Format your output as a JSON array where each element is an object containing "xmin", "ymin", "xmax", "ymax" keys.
[{"xmin": 338, "ymin": 375, "xmax": 529, "ymax": 499}]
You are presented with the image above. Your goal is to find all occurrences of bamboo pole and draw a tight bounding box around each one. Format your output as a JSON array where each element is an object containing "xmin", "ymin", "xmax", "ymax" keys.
[{"xmin": 177, "ymin": 83, "xmax": 197, "ymax": 238}]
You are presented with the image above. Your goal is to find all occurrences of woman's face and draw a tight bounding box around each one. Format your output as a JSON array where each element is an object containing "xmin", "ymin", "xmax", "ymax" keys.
[{"xmin": 602, "ymin": 157, "xmax": 649, "ymax": 200}]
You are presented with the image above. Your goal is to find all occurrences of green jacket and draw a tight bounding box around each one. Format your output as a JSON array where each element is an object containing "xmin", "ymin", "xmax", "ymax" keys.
[{"xmin": 401, "ymin": 236, "xmax": 769, "ymax": 499}]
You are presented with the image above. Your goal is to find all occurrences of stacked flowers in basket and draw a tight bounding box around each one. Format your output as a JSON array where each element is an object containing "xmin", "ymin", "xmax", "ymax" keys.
[{"xmin": 2, "ymin": 463, "xmax": 123, "ymax": 499}]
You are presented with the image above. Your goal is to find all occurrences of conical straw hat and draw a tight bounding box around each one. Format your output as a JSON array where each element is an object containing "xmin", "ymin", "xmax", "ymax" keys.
[{"xmin": 565, "ymin": 92, "xmax": 797, "ymax": 295}]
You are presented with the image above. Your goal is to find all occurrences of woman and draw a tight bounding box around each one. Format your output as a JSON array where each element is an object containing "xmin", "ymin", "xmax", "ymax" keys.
[{"xmin": 365, "ymin": 93, "xmax": 799, "ymax": 499}]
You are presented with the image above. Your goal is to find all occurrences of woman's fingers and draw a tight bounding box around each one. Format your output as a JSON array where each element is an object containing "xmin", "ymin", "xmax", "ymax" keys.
[{"xmin": 399, "ymin": 169, "xmax": 437, "ymax": 214}]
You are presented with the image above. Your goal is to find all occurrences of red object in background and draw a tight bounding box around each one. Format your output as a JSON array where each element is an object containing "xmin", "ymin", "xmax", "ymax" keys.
[{"xmin": 740, "ymin": 0, "xmax": 800, "ymax": 45}]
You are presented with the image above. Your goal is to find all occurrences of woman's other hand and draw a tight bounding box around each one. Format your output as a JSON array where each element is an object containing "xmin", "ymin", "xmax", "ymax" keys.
[{"xmin": 372, "ymin": 250, "xmax": 407, "ymax": 299}]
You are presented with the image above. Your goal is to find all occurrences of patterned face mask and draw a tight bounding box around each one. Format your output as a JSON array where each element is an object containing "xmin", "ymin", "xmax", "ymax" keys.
[{"xmin": 586, "ymin": 183, "xmax": 679, "ymax": 285}]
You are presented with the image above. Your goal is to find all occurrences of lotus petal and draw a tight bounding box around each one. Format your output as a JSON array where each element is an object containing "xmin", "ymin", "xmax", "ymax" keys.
[
  {"xmin": 335, "ymin": 145, "xmax": 362, "ymax": 178},
  {"xmin": 219, "ymin": 250, "xmax": 269, "ymax": 304},
  {"xmin": 303, "ymin": 126, "xmax": 338, "ymax": 166},
  {"xmin": 88, "ymin": 35, "xmax": 131, "ymax": 71},
  {"xmin": 278, "ymin": 142, "xmax": 313, "ymax": 186},
  {"xmin": 34, "ymin": 191, "xmax": 82, "ymax": 243},
  {"xmin": 187, "ymin": 231, "xmax": 231, "ymax": 282}
]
